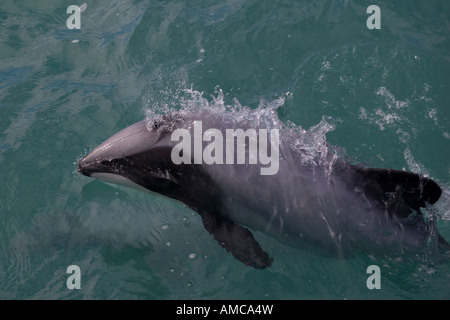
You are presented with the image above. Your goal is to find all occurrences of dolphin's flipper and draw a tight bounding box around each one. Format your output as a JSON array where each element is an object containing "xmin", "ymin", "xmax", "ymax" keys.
[{"xmin": 199, "ymin": 210, "xmax": 273, "ymax": 269}]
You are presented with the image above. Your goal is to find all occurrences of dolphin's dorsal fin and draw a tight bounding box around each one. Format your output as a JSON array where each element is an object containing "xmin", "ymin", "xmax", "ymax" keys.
[
  {"xmin": 353, "ymin": 166, "xmax": 442, "ymax": 210},
  {"xmin": 199, "ymin": 209, "xmax": 273, "ymax": 269}
]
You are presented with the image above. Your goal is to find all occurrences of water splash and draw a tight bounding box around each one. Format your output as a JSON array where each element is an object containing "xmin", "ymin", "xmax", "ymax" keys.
[
  {"xmin": 143, "ymin": 87, "xmax": 336, "ymax": 168},
  {"xmin": 72, "ymin": 146, "xmax": 95, "ymax": 179},
  {"xmin": 303, "ymin": 115, "xmax": 337, "ymax": 165},
  {"xmin": 404, "ymin": 148, "xmax": 428, "ymax": 175},
  {"xmin": 436, "ymin": 187, "xmax": 450, "ymax": 221},
  {"xmin": 144, "ymin": 85, "xmax": 287, "ymax": 130},
  {"xmin": 376, "ymin": 86, "xmax": 410, "ymax": 109}
]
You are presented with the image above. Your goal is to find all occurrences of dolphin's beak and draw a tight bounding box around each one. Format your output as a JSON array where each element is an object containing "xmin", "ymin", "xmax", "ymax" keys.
[
  {"xmin": 77, "ymin": 158, "xmax": 93, "ymax": 177},
  {"xmin": 77, "ymin": 120, "xmax": 158, "ymax": 177}
]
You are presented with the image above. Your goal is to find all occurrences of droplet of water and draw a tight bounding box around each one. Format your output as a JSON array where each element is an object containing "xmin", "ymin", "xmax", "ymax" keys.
[{"xmin": 188, "ymin": 253, "xmax": 197, "ymax": 259}]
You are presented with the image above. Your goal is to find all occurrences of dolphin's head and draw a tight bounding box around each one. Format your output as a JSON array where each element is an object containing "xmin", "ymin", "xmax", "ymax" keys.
[{"xmin": 78, "ymin": 117, "xmax": 185, "ymax": 194}]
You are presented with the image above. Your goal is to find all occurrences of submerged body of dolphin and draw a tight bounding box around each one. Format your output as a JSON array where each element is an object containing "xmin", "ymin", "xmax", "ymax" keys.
[{"xmin": 78, "ymin": 109, "xmax": 447, "ymax": 268}]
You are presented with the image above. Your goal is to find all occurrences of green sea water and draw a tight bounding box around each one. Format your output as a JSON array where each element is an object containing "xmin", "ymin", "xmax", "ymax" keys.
[{"xmin": 0, "ymin": 0, "xmax": 449, "ymax": 299}]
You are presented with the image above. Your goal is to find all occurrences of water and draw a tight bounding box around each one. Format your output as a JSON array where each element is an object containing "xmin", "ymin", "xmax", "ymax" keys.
[{"xmin": 1, "ymin": 0, "xmax": 449, "ymax": 299}]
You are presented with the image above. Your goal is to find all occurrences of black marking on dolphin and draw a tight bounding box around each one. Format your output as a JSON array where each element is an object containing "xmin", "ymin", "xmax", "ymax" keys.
[{"xmin": 78, "ymin": 110, "xmax": 446, "ymax": 269}]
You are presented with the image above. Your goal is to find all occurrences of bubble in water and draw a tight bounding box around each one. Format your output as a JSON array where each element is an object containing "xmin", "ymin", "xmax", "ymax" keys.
[{"xmin": 188, "ymin": 253, "xmax": 197, "ymax": 259}]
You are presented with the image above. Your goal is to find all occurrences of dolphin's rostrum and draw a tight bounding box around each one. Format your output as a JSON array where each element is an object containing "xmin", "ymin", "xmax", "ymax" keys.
[{"xmin": 78, "ymin": 109, "xmax": 446, "ymax": 269}]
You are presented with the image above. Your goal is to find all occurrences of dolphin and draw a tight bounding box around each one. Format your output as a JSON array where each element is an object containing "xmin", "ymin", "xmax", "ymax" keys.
[{"xmin": 78, "ymin": 109, "xmax": 447, "ymax": 269}]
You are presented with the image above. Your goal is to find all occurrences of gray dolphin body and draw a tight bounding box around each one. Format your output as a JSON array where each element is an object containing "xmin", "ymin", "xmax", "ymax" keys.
[{"xmin": 78, "ymin": 109, "xmax": 446, "ymax": 268}]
